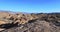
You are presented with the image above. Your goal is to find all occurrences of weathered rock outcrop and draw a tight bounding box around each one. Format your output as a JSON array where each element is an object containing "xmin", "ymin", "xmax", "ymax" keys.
[{"xmin": 0, "ymin": 11, "xmax": 60, "ymax": 32}]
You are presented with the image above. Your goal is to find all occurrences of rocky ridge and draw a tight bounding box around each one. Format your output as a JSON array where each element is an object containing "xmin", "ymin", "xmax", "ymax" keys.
[{"xmin": 0, "ymin": 11, "xmax": 60, "ymax": 32}]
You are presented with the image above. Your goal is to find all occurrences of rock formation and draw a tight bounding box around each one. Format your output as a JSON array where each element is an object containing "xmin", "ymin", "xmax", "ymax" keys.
[{"xmin": 0, "ymin": 11, "xmax": 60, "ymax": 32}]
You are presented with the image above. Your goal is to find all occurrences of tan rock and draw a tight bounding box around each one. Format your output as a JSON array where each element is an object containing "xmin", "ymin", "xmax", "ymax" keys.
[
  {"xmin": 13, "ymin": 13, "xmax": 39, "ymax": 24},
  {"xmin": 14, "ymin": 18, "xmax": 28, "ymax": 24},
  {"xmin": 0, "ymin": 19, "xmax": 13, "ymax": 25},
  {"xmin": 0, "ymin": 20, "xmax": 8, "ymax": 25},
  {"xmin": 0, "ymin": 12, "xmax": 39, "ymax": 25},
  {"xmin": 0, "ymin": 28, "xmax": 5, "ymax": 31}
]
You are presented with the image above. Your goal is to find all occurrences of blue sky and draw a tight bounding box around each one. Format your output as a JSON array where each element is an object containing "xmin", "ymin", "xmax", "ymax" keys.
[{"xmin": 0, "ymin": 0, "xmax": 60, "ymax": 13}]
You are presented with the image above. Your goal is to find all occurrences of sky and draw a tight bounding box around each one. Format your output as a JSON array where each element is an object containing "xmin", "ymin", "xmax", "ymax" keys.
[{"xmin": 0, "ymin": 0, "xmax": 60, "ymax": 13}]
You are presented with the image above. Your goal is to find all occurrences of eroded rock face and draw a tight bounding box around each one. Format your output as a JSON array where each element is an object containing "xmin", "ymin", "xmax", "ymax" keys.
[
  {"xmin": 0, "ymin": 12, "xmax": 38, "ymax": 31},
  {"xmin": 0, "ymin": 11, "xmax": 60, "ymax": 32},
  {"xmin": 0, "ymin": 12, "xmax": 36, "ymax": 25}
]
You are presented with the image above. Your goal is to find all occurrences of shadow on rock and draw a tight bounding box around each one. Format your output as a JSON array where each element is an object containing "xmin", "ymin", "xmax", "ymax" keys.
[{"xmin": 0, "ymin": 22, "xmax": 18, "ymax": 29}]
